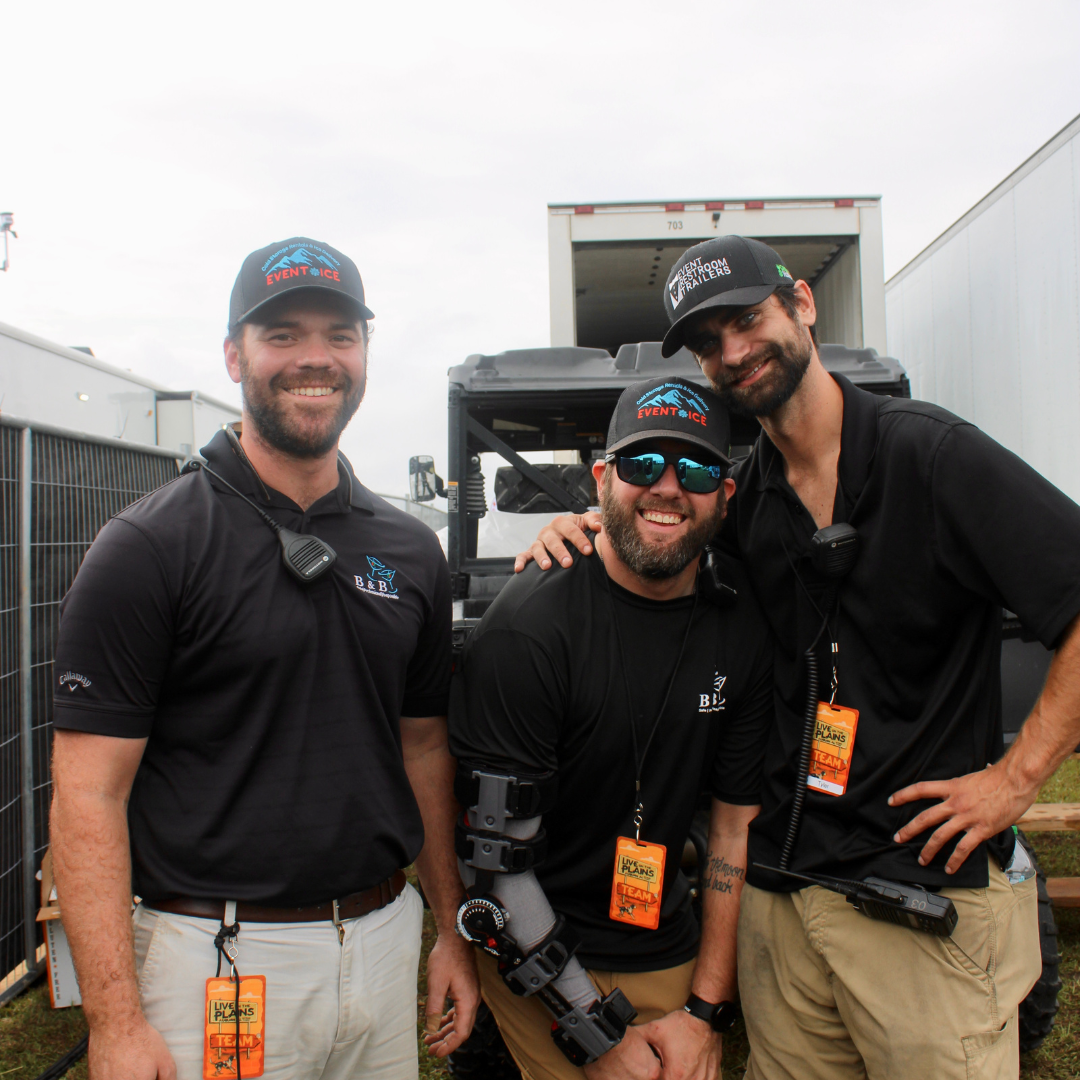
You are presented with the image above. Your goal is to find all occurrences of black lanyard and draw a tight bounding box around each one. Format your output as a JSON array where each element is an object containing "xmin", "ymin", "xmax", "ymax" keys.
[{"xmin": 602, "ymin": 560, "xmax": 698, "ymax": 841}]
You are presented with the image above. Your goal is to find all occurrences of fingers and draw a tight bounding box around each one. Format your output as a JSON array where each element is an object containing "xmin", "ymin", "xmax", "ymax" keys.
[
  {"xmin": 893, "ymin": 801, "xmax": 954, "ymax": 844},
  {"xmin": 945, "ymin": 828, "xmax": 986, "ymax": 875},
  {"xmin": 424, "ymin": 972, "xmax": 449, "ymax": 1035},
  {"xmin": 537, "ymin": 529, "xmax": 576, "ymax": 569},
  {"xmin": 915, "ymin": 817, "xmax": 967, "ymax": 866},
  {"xmin": 888, "ymin": 780, "xmax": 951, "ymax": 808},
  {"xmin": 513, "ymin": 549, "xmax": 535, "ymax": 573}
]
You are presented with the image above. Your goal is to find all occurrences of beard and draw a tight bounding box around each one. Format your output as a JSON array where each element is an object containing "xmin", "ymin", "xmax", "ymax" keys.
[
  {"xmin": 601, "ymin": 469, "xmax": 727, "ymax": 580},
  {"xmin": 710, "ymin": 325, "xmax": 813, "ymax": 417},
  {"xmin": 239, "ymin": 351, "xmax": 366, "ymax": 458}
]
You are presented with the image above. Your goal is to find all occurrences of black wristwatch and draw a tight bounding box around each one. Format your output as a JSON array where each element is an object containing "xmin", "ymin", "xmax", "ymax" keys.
[{"xmin": 683, "ymin": 992, "xmax": 739, "ymax": 1033}]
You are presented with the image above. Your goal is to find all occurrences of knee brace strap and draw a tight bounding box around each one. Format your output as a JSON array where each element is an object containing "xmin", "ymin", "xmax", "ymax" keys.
[
  {"xmin": 455, "ymin": 763, "xmax": 558, "ymax": 833},
  {"xmin": 455, "ymin": 817, "xmax": 548, "ymax": 874},
  {"xmin": 551, "ymin": 990, "xmax": 638, "ymax": 1066}
]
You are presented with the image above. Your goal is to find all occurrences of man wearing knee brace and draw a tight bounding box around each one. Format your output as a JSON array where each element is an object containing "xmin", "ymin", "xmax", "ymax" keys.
[
  {"xmin": 49, "ymin": 236, "xmax": 479, "ymax": 1080},
  {"xmin": 448, "ymin": 376, "xmax": 774, "ymax": 1080}
]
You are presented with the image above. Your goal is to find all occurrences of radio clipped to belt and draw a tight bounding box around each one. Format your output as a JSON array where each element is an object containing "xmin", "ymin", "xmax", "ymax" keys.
[{"xmin": 204, "ymin": 903, "xmax": 266, "ymax": 1080}]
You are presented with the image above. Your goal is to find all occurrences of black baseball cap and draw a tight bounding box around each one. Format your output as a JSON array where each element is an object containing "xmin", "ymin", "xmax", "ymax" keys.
[
  {"xmin": 229, "ymin": 236, "xmax": 375, "ymax": 333},
  {"xmin": 661, "ymin": 236, "xmax": 794, "ymax": 357},
  {"xmin": 606, "ymin": 377, "xmax": 731, "ymax": 465}
]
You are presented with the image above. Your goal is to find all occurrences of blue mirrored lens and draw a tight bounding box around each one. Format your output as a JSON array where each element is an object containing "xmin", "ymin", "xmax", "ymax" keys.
[
  {"xmin": 677, "ymin": 460, "xmax": 723, "ymax": 493},
  {"xmin": 615, "ymin": 453, "xmax": 722, "ymax": 493}
]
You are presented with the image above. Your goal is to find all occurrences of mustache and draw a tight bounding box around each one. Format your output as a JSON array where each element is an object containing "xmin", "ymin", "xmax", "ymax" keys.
[{"xmin": 717, "ymin": 342, "xmax": 785, "ymax": 389}]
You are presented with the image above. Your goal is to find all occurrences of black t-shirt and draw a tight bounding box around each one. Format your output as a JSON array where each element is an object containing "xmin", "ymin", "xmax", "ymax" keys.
[
  {"xmin": 53, "ymin": 428, "xmax": 451, "ymax": 906},
  {"xmin": 449, "ymin": 547, "xmax": 773, "ymax": 972},
  {"xmin": 719, "ymin": 375, "xmax": 1080, "ymax": 892}
]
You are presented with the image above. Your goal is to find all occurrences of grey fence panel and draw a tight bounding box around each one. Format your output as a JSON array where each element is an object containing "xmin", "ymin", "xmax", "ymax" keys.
[
  {"xmin": 0, "ymin": 424, "xmax": 179, "ymax": 1002},
  {"xmin": 0, "ymin": 427, "xmax": 22, "ymax": 993}
]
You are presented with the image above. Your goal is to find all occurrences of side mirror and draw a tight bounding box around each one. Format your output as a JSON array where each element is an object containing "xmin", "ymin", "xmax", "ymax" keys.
[{"xmin": 409, "ymin": 455, "xmax": 442, "ymax": 503}]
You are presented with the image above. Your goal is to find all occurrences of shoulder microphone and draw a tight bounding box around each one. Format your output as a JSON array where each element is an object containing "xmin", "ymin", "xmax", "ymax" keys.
[{"xmin": 182, "ymin": 459, "xmax": 337, "ymax": 584}]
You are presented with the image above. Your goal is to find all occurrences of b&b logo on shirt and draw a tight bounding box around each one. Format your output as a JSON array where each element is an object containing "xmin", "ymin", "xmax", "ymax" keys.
[
  {"xmin": 699, "ymin": 672, "xmax": 726, "ymax": 713},
  {"xmin": 354, "ymin": 556, "xmax": 399, "ymax": 601}
]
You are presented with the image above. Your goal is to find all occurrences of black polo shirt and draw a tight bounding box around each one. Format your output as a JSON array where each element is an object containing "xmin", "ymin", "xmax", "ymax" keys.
[
  {"xmin": 449, "ymin": 547, "xmax": 773, "ymax": 971},
  {"xmin": 722, "ymin": 375, "xmax": 1080, "ymax": 892},
  {"xmin": 53, "ymin": 428, "xmax": 451, "ymax": 906}
]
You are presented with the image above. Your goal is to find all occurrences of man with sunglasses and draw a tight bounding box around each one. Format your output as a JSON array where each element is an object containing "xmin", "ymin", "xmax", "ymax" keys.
[
  {"xmin": 449, "ymin": 376, "xmax": 773, "ymax": 1080},
  {"xmin": 518, "ymin": 235, "xmax": 1080, "ymax": 1078}
]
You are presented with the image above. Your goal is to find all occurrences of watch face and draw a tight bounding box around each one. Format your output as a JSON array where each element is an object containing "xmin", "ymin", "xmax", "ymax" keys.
[{"xmin": 712, "ymin": 1001, "xmax": 739, "ymax": 1033}]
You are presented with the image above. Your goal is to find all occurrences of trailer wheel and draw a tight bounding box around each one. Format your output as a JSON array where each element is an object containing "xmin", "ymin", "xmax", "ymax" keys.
[
  {"xmin": 1016, "ymin": 830, "xmax": 1061, "ymax": 1054},
  {"xmin": 446, "ymin": 1001, "xmax": 522, "ymax": 1080}
]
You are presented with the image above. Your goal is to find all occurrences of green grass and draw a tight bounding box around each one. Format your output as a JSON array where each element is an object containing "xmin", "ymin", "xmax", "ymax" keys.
[{"xmin": 7, "ymin": 767, "xmax": 1080, "ymax": 1079}]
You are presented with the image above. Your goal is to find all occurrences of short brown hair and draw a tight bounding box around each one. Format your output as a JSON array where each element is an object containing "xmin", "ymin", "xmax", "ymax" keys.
[{"xmin": 773, "ymin": 285, "xmax": 818, "ymax": 346}]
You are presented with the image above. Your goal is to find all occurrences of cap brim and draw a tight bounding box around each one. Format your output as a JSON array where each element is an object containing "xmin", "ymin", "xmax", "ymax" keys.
[
  {"xmin": 661, "ymin": 284, "xmax": 779, "ymax": 358},
  {"xmin": 606, "ymin": 429, "xmax": 732, "ymax": 466},
  {"xmin": 233, "ymin": 284, "xmax": 374, "ymax": 331}
]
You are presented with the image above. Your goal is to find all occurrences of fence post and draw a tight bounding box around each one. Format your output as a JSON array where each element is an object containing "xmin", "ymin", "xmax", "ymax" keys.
[{"xmin": 19, "ymin": 425, "xmax": 37, "ymax": 973}]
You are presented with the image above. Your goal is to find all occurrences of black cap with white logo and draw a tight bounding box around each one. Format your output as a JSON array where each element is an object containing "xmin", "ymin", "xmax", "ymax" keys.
[
  {"xmin": 661, "ymin": 236, "xmax": 794, "ymax": 357},
  {"xmin": 229, "ymin": 236, "xmax": 375, "ymax": 333},
  {"xmin": 606, "ymin": 377, "xmax": 731, "ymax": 465}
]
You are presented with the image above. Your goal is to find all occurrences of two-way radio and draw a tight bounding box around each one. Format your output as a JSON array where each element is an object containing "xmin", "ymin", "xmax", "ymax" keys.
[
  {"xmin": 754, "ymin": 864, "xmax": 959, "ymax": 936},
  {"xmin": 182, "ymin": 459, "xmax": 337, "ymax": 584},
  {"xmin": 761, "ymin": 521, "xmax": 960, "ymax": 938}
]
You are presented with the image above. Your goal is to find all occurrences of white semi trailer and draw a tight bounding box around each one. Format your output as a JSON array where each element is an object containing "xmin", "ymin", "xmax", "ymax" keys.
[
  {"xmin": 546, "ymin": 196, "xmax": 887, "ymax": 355},
  {"xmin": 885, "ymin": 112, "xmax": 1080, "ymax": 505}
]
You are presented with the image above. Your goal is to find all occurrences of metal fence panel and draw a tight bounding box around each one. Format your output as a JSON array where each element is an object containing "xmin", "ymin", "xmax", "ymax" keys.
[
  {"xmin": 0, "ymin": 424, "xmax": 178, "ymax": 1002},
  {"xmin": 0, "ymin": 426, "xmax": 22, "ymax": 993}
]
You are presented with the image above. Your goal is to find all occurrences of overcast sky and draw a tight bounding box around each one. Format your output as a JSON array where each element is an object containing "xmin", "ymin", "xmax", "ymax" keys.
[{"xmin": 2, "ymin": 0, "xmax": 1078, "ymax": 495}]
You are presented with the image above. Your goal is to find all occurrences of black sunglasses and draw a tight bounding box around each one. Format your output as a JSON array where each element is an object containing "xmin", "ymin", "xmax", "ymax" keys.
[{"xmin": 607, "ymin": 451, "xmax": 725, "ymax": 494}]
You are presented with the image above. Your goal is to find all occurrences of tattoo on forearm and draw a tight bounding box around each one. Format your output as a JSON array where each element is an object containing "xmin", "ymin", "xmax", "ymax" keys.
[{"xmin": 700, "ymin": 851, "xmax": 746, "ymax": 895}]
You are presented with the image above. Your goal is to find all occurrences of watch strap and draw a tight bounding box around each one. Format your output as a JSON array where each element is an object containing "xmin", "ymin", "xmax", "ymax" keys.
[{"xmin": 683, "ymin": 992, "xmax": 738, "ymax": 1033}]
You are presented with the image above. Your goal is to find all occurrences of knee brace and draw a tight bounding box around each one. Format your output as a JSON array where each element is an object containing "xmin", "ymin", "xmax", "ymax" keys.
[{"xmin": 453, "ymin": 762, "xmax": 637, "ymax": 1065}]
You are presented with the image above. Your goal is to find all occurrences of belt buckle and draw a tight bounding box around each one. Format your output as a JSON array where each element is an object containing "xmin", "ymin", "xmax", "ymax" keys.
[{"xmin": 332, "ymin": 898, "xmax": 344, "ymax": 944}]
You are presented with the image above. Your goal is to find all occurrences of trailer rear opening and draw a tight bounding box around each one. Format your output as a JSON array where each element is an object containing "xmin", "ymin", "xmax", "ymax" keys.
[{"xmin": 547, "ymin": 198, "xmax": 886, "ymax": 356}]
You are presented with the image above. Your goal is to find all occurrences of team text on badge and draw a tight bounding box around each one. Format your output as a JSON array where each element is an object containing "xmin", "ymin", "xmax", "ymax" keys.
[
  {"xmin": 609, "ymin": 837, "xmax": 666, "ymax": 929},
  {"xmin": 807, "ymin": 702, "xmax": 860, "ymax": 797},
  {"xmin": 204, "ymin": 975, "xmax": 266, "ymax": 1079}
]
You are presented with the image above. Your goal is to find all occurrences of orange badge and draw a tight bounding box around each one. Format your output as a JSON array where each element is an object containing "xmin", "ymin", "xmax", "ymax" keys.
[
  {"xmin": 807, "ymin": 702, "xmax": 860, "ymax": 797},
  {"xmin": 609, "ymin": 836, "xmax": 666, "ymax": 930},
  {"xmin": 204, "ymin": 975, "xmax": 266, "ymax": 1079}
]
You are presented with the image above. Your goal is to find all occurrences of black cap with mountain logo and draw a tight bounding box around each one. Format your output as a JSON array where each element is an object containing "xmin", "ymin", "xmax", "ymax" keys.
[
  {"xmin": 606, "ymin": 377, "xmax": 731, "ymax": 464},
  {"xmin": 229, "ymin": 236, "xmax": 375, "ymax": 332}
]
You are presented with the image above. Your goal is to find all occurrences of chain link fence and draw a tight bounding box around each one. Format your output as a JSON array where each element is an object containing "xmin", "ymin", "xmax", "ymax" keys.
[{"xmin": 0, "ymin": 417, "xmax": 180, "ymax": 1003}]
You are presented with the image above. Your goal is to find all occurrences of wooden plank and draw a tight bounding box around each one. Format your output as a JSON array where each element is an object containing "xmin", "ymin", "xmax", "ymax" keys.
[
  {"xmin": 1047, "ymin": 878, "xmax": 1080, "ymax": 907},
  {"xmin": 1017, "ymin": 803, "xmax": 1080, "ymax": 831}
]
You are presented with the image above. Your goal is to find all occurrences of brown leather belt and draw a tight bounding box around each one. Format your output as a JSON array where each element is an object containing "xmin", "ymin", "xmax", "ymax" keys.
[{"xmin": 145, "ymin": 870, "xmax": 407, "ymax": 923}]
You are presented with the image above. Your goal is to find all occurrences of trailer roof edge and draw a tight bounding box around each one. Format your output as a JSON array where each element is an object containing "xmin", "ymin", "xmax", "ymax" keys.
[{"xmin": 887, "ymin": 111, "xmax": 1080, "ymax": 289}]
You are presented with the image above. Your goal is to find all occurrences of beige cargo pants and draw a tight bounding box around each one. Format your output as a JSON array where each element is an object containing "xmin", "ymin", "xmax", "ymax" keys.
[{"xmin": 738, "ymin": 863, "xmax": 1041, "ymax": 1080}]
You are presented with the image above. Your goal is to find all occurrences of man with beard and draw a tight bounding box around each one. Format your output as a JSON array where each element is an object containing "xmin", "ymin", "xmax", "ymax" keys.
[
  {"xmin": 49, "ymin": 237, "xmax": 478, "ymax": 1080},
  {"xmin": 448, "ymin": 376, "xmax": 773, "ymax": 1080},
  {"xmin": 519, "ymin": 235, "xmax": 1080, "ymax": 1078}
]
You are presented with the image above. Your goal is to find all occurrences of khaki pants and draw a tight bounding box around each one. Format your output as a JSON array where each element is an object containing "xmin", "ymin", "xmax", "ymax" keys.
[
  {"xmin": 477, "ymin": 951, "xmax": 695, "ymax": 1080},
  {"xmin": 738, "ymin": 864, "xmax": 1040, "ymax": 1080},
  {"xmin": 132, "ymin": 885, "xmax": 424, "ymax": 1080}
]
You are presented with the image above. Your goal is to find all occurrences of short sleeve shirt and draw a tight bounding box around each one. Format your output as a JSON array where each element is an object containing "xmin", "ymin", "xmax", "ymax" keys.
[
  {"xmin": 53, "ymin": 428, "xmax": 451, "ymax": 906},
  {"xmin": 449, "ymin": 546, "xmax": 773, "ymax": 971},
  {"xmin": 720, "ymin": 375, "xmax": 1080, "ymax": 891}
]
